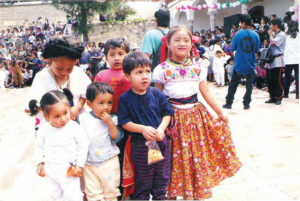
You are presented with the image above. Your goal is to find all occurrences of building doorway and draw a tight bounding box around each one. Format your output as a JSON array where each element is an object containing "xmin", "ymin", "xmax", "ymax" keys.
[
  {"xmin": 249, "ymin": 6, "xmax": 264, "ymax": 24},
  {"xmin": 224, "ymin": 14, "xmax": 241, "ymax": 38}
]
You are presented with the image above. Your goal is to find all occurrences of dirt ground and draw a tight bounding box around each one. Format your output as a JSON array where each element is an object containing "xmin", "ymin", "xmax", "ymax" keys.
[{"xmin": 0, "ymin": 84, "xmax": 299, "ymax": 201}]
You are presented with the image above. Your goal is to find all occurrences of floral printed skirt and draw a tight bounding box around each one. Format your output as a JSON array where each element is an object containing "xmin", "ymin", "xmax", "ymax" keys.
[{"xmin": 167, "ymin": 102, "xmax": 242, "ymax": 200}]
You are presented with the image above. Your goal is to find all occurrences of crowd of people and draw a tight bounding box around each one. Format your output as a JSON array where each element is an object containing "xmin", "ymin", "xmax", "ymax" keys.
[
  {"xmin": 0, "ymin": 15, "xmax": 82, "ymax": 90},
  {"xmin": 190, "ymin": 11, "xmax": 298, "ymax": 104},
  {"xmin": 0, "ymin": 5, "xmax": 298, "ymax": 201}
]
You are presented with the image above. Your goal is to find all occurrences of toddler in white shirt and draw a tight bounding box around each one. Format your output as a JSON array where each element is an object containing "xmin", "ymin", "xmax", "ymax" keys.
[{"xmin": 35, "ymin": 90, "xmax": 89, "ymax": 201}]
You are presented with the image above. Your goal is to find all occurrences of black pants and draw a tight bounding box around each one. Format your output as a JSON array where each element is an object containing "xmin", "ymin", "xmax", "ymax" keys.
[
  {"xmin": 255, "ymin": 76, "xmax": 266, "ymax": 89},
  {"xmin": 284, "ymin": 64, "xmax": 299, "ymax": 98},
  {"xmin": 266, "ymin": 67, "xmax": 284, "ymax": 100},
  {"xmin": 225, "ymin": 70, "xmax": 255, "ymax": 106}
]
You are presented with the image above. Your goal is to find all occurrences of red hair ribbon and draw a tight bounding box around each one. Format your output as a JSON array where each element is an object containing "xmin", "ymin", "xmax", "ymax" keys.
[
  {"xmin": 160, "ymin": 35, "xmax": 168, "ymax": 63},
  {"xmin": 160, "ymin": 34, "xmax": 200, "ymax": 63},
  {"xmin": 192, "ymin": 35, "xmax": 200, "ymax": 59}
]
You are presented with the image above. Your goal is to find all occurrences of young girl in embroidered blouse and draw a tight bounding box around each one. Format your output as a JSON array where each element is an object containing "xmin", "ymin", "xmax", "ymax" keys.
[
  {"xmin": 35, "ymin": 90, "xmax": 89, "ymax": 201},
  {"xmin": 153, "ymin": 26, "xmax": 242, "ymax": 200}
]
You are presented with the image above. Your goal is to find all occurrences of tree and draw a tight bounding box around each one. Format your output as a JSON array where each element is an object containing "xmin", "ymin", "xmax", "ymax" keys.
[{"xmin": 53, "ymin": 0, "xmax": 120, "ymax": 42}]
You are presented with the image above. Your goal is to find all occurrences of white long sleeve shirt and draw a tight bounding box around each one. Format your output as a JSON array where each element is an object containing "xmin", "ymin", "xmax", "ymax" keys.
[
  {"xmin": 35, "ymin": 120, "xmax": 89, "ymax": 167},
  {"xmin": 284, "ymin": 34, "xmax": 299, "ymax": 65},
  {"xmin": 213, "ymin": 56, "xmax": 230, "ymax": 73}
]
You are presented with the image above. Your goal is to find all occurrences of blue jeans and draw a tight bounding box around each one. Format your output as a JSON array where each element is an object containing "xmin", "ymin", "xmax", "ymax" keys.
[{"xmin": 225, "ymin": 70, "xmax": 256, "ymax": 106}]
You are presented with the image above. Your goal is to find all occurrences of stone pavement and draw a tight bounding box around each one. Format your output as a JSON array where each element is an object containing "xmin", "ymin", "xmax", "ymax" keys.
[{"xmin": 0, "ymin": 84, "xmax": 299, "ymax": 201}]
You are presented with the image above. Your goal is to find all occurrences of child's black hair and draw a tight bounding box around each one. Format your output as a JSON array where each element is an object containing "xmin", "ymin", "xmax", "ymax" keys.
[
  {"xmin": 122, "ymin": 51, "xmax": 151, "ymax": 75},
  {"xmin": 103, "ymin": 37, "xmax": 130, "ymax": 56},
  {"xmin": 227, "ymin": 57, "xmax": 234, "ymax": 64},
  {"xmin": 40, "ymin": 90, "xmax": 70, "ymax": 115},
  {"xmin": 41, "ymin": 38, "xmax": 84, "ymax": 60},
  {"xmin": 86, "ymin": 82, "xmax": 114, "ymax": 102}
]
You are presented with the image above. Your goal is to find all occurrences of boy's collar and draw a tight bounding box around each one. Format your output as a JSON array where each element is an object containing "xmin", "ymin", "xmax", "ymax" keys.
[
  {"xmin": 130, "ymin": 87, "xmax": 149, "ymax": 96},
  {"xmin": 90, "ymin": 111, "xmax": 101, "ymax": 120}
]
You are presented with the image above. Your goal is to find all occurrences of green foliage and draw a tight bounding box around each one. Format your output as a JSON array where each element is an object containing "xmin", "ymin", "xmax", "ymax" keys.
[
  {"xmin": 115, "ymin": 5, "xmax": 136, "ymax": 21},
  {"xmin": 52, "ymin": 0, "xmax": 121, "ymax": 42}
]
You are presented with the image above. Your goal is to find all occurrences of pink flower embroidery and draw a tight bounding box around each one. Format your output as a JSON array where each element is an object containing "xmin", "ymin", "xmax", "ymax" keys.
[
  {"xmin": 179, "ymin": 69, "xmax": 186, "ymax": 76},
  {"xmin": 35, "ymin": 118, "xmax": 40, "ymax": 126},
  {"xmin": 161, "ymin": 62, "xmax": 166, "ymax": 66}
]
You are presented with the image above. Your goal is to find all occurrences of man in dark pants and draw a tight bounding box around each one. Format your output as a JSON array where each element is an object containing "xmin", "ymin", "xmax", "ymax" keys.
[
  {"xmin": 223, "ymin": 14, "xmax": 260, "ymax": 110},
  {"xmin": 265, "ymin": 18, "xmax": 286, "ymax": 105}
]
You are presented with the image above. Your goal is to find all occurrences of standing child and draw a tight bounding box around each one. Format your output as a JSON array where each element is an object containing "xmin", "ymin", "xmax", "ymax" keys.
[
  {"xmin": 35, "ymin": 90, "xmax": 89, "ymax": 201},
  {"xmin": 213, "ymin": 50, "xmax": 230, "ymax": 87},
  {"xmin": 79, "ymin": 82, "xmax": 124, "ymax": 201},
  {"xmin": 118, "ymin": 51, "xmax": 174, "ymax": 200},
  {"xmin": 94, "ymin": 37, "xmax": 131, "ymax": 114},
  {"xmin": 225, "ymin": 58, "xmax": 234, "ymax": 84},
  {"xmin": 153, "ymin": 26, "xmax": 242, "ymax": 200},
  {"xmin": 94, "ymin": 37, "xmax": 131, "ymax": 198}
]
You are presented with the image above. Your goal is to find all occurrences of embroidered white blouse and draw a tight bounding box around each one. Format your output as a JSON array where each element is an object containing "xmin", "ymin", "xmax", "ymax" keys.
[{"xmin": 153, "ymin": 59, "xmax": 206, "ymax": 108}]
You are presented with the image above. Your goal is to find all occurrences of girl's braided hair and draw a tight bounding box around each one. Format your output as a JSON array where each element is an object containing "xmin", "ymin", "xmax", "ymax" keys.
[{"xmin": 41, "ymin": 38, "xmax": 84, "ymax": 59}]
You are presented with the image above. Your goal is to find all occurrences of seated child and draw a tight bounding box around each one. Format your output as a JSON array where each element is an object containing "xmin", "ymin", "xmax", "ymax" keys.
[
  {"xmin": 85, "ymin": 68, "xmax": 93, "ymax": 81},
  {"xmin": 35, "ymin": 90, "xmax": 89, "ymax": 201},
  {"xmin": 79, "ymin": 82, "xmax": 124, "ymax": 201},
  {"xmin": 118, "ymin": 51, "xmax": 174, "ymax": 200}
]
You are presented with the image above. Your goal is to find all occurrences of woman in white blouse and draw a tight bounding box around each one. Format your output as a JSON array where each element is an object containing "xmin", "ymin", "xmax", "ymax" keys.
[
  {"xmin": 25, "ymin": 38, "xmax": 91, "ymax": 127},
  {"xmin": 283, "ymin": 20, "xmax": 299, "ymax": 99}
]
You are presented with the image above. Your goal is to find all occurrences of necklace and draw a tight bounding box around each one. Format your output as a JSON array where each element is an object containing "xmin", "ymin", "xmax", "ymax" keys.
[
  {"xmin": 168, "ymin": 57, "xmax": 192, "ymax": 67},
  {"xmin": 49, "ymin": 68, "xmax": 70, "ymax": 90}
]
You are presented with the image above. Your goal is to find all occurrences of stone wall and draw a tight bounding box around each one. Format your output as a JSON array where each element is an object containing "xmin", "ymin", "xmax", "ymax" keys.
[
  {"xmin": 89, "ymin": 19, "xmax": 155, "ymax": 49},
  {"xmin": 0, "ymin": 4, "xmax": 67, "ymax": 28},
  {"xmin": 0, "ymin": 4, "xmax": 156, "ymax": 48}
]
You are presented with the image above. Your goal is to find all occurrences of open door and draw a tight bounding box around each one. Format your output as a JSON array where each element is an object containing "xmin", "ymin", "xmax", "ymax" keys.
[
  {"xmin": 224, "ymin": 14, "xmax": 241, "ymax": 38},
  {"xmin": 249, "ymin": 6, "xmax": 264, "ymax": 24}
]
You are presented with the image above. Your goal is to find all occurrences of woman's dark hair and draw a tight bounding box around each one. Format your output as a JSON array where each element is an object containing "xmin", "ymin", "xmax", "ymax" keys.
[
  {"xmin": 287, "ymin": 20, "xmax": 299, "ymax": 38},
  {"xmin": 154, "ymin": 7, "xmax": 170, "ymax": 27},
  {"xmin": 270, "ymin": 18, "xmax": 285, "ymax": 31},
  {"xmin": 239, "ymin": 14, "xmax": 252, "ymax": 26},
  {"xmin": 40, "ymin": 90, "xmax": 69, "ymax": 115},
  {"xmin": 41, "ymin": 38, "xmax": 84, "ymax": 60},
  {"xmin": 86, "ymin": 82, "xmax": 114, "ymax": 102},
  {"xmin": 122, "ymin": 51, "xmax": 151, "ymax": 75},
  {"xmin": 103, "ymin": 37, "xmax": 130, "ymax": 56}
]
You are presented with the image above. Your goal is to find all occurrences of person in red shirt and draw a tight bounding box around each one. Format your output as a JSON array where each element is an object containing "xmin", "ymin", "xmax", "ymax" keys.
[{"xmin": 94, "ymin": 37, "xmax": 131, "ymax": 114}]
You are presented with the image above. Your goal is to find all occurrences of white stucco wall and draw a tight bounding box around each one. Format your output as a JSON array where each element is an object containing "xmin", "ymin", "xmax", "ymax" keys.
[
  {"xmin": 171, "ymin": 0, "xmax": 294, "ymax": 31},
  {"xmin": 178, "ymin": 12, "xmax": 188, "ymax": 25},
  {"xmin": 126, "ymin": 1, "xmax": 163, "ymax": 20},
  {"xmin": 263, "ymin": 0, "xmax": 294, "ymax": 18},
  {"xmin": 193, "ymin": 11, "xmax": 210, "ymax": 31}
]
